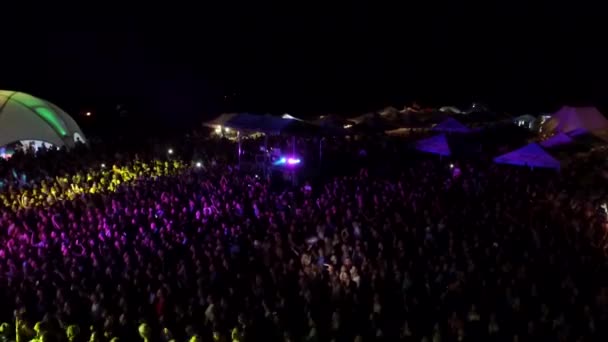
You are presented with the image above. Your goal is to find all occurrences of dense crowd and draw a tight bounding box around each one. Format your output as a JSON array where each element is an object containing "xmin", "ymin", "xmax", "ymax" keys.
[
  {"xmin": 0, "ymin": 139, "xmax": 607, "ymax": 342},
  {"xmin": 0, "ymin": 159, "xmax": 184, "ymax": 210}
]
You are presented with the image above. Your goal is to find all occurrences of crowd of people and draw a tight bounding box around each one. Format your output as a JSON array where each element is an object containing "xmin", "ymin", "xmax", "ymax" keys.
[{"xmin": 0, "ymin": 137, "xmax": 607, "ymax": 341}]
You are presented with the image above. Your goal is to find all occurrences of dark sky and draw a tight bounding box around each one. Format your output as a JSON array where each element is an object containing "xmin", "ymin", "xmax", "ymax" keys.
[{"xmin": 1, "ymin": 4, "xmax": 607, "ymax": 132}]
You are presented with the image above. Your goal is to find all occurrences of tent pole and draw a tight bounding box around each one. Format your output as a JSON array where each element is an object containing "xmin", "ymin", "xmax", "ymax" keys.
[
  {"xmin": 292, "ymin": 136, "xmax": 297, "ymax": 187},
  {"xmin": 264, "ymin": 134, "xmax": 269, "ymax": 178},
  {"xmin": 319, "ymin": 138, "xmax": 323, "ymax": 164},
  {"xmin": 237, "ymin": 131, "xmax": 242, "ymax": 167},
  {"xmin": 264, "ymin": 135, "xmax": 268, "ymax": 162}
]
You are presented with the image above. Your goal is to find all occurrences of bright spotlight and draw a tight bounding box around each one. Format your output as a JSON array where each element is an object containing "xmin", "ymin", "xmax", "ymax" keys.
[
  {"xmin": 168, "ymin": 149, "xmax": 174, "ymax": 155},
  {"xmin": 449, "ymin": 164, "xmax": 454, "ymax": 169},
  {"xmin": 85, "ymin": 112, "xmax": 92, "ymax": 117},
  {"xmin": 101, "ymin": 163, "xmax": 106, "ymax": 168},
  {"xmin": 195, "ymin": 162, "xmax": 202, "ymax": 168}
]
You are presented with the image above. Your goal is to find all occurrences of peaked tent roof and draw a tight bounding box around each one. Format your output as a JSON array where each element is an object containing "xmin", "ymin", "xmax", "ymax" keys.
[
  {"xmin": 350, "ymin": 113, "xmax": 399, "ymax": 133},
  {"xmin": 314, "ymin": 114, "xmax": 354, "ymax": 127},
  {"xmin": 378, "ymin": 106, "xmax": 402, "ymax": 121},
  {"xmin": 217, "ymin": 113, "xmax": 291, "ymax": 134},
  {"xmin": 547, "ymin": 106, "xmax": 608, "ymax": 136},
  {"xmin": 205, "ymin": 113, "xmax": 238, "ymax": 127},
  {"xmin": 281, "ymin": 113, "xmax": 304, "ymax": 121},
  {"xmin": 494, "ymin": 143, "xmax": 560, "ymax": 169},
  {"xmin": 350, "ymin": 112, "xmax": 376, "ymax": 124},
  {"xmin": 432, "ymin": 117, "xmax": 472, "ymax": 133},
  {"xmin": 439, "ymin": 106, "xmax": 463, "ymax": 114},
  {"xmin": 514, "ymin": 114, "xmax": 536, "ymax": 122},
  {"xmin": 379, "ymin": 106, "xmax": 399, "ymax": 116},
  {"xmin": 415, "ymin": 134, "xmax": 451, "ymax": 156},
  {"xmin": 206, "ymin": 113, "xmax": 321, "ymax": 136},
  {"xmin": 540, "ymin": 133, "xmax": 574, "ymax": 148}
]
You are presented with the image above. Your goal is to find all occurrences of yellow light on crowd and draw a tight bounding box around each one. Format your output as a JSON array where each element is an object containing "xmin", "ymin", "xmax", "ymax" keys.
[{"xmin": 215, "ymin": 126, "xmax": 222, "ymax": 133}]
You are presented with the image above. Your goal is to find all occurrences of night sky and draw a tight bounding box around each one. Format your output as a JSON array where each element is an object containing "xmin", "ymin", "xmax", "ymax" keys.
[{"xmin": 1, "ymin": 4, "xmax": 606, "ymax": 134}]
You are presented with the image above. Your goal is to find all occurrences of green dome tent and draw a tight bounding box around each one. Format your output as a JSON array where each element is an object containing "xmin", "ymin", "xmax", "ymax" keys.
[{"xmin": 0, "ymin": 91, "xmax": 86, "ymax": 148}]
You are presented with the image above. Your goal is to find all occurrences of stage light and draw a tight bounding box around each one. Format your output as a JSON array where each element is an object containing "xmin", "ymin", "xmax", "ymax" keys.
[
  {"xmin": 196, "ymin": 162, "xmax": 202, "ymax": 168},
  {"xmin": 101, "ymin": 163, "xmax": 106, "ymax": 168},
  {"xmin": 168, "ymin": 149, "xmax": 174, "ymax": 155},
  {"xmin": 273, "ymin": 156, "xmax": 301, "ymax": 166},
  {"xmin": 85, "ymin": 112, "xmax": 92, "ymax": 117}
]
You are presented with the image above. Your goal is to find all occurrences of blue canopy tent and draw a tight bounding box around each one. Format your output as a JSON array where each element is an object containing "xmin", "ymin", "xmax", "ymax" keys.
[
  {"xmin": 415, "ymin": 134, "xmax": 451, "ymax": 156},
  {"xmin": 219, "ymin": 113, "xmax": 315, "ymax": 135},
  {"xmin": 432, "ymin": 117, "xmax": 472, "ymax": 133},
  {"xmin": 207, "ymin": 113, "xmax": 344, "ymax": 136},
  {"xmin": 206, "ymin": 113, "xmax": 336, "ymax": 170},
  {"xmin": 540, "ymin": 133, "xmax": 574, "ymax": 148},
  {"xmin": 494, "ymin": 143, "xmax": 560, "ymax": 170}
]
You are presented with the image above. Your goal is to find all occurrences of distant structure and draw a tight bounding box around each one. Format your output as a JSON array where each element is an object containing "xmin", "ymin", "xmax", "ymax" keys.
[
  {"xmin": 0, "ymin": 91, "xmax": 86, "ymax": 150},
  {"xmin": 542, "ymin": 106, "xmax": 608, "ymax": 139}
]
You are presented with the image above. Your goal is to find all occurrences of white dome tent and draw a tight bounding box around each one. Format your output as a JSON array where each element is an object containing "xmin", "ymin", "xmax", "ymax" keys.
[{"xmin": 0, "ymin": 91, "xmax": 86, "ymax": 150}]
